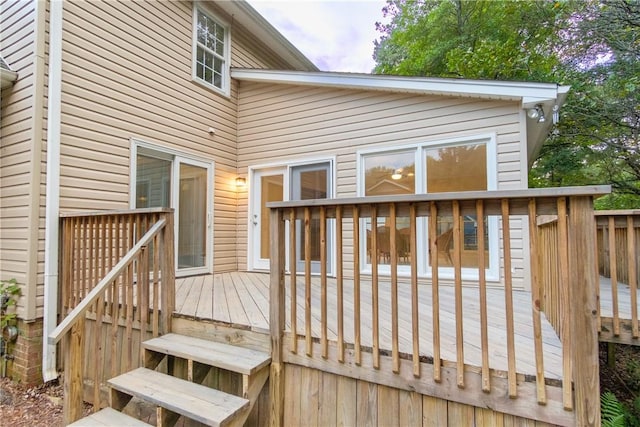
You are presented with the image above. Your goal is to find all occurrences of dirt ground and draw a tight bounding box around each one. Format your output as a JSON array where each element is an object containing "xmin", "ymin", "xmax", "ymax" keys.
[{"xmin": 0, "ymin": 376, "xmax": 65, "ymax": 426}]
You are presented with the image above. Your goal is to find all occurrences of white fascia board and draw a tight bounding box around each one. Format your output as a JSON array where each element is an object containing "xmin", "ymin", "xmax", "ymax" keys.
[{"xmin": 231, "ymin": 69, "xmax": 567, "ymax": 104}]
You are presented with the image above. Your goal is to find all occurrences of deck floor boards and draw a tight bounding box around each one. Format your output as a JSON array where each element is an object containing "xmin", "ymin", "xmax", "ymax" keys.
[{"xmin": 175, "ymin": 271, "xmax": 636, "ymax": 381}]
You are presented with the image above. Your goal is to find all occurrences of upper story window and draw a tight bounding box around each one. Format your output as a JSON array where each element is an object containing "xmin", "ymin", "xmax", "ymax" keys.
[{"xmin": 193, "ymin": 7, "xmax": 229, "ymax": 95}]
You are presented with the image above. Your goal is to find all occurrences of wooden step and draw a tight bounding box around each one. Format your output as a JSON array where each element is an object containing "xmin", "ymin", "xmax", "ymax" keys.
[
  {"xmin": 67, "ymin": 407, "xmax": 152, "ymax": 426},
  {"xmin": 108, "ymin": 367, "xmax": 249, "ymax": 427},
  {"xmin": 143, "ymin": 333, "xmax": 271, "ymax": 375}
]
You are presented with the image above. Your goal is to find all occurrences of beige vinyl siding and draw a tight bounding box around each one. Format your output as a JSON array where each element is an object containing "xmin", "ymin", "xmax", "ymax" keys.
[
  {"xmin": 236, "ymin": 82, "xmax": 528, "ymax": 289},
  {"xmin": 56, "ymin": 1, "xmax": 301, "ymax": 276},
  {"xmin": 0, "ymin": 0, "xmax": 37, "ymax": 318}
]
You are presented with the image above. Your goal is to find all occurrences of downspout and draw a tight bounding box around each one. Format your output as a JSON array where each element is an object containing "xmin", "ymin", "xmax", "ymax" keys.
[{"xmin": 42, "ymin": 0, "xmax": 64, "ymax": 382}]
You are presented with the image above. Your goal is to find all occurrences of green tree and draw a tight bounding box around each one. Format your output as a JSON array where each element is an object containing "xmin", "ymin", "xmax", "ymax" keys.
[
  {"xmin": 373, "ymin": 0, "xmax": 640, "ymax": 208},
  {"xmin": 374, "ymin": 0, "xmax": 570, "ymax": 81},
  {"xmin": 546, "ymin": 0, "xmax": 640, "ymax": 207}
]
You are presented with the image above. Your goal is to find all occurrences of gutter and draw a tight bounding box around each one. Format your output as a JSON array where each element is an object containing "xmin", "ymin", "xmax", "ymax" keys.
[{"xmin": 42, "ymin": 0, "xmax": 64, "ymax": 383}]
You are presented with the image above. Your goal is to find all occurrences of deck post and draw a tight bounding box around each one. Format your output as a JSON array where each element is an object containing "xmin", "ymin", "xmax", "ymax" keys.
[
  {"xmin": 62, "ymin": 317, "xmax": 84, "ymax": 424},
  {"xmin": 568, "ymin": 196, "xmax": 600, "ymax": 426},
  {"xmin": 160, "ymin": 211, "xmax": 175, "ymax": 334},
  {"xmin": 269, "ymin": 207, "xmax": 286, "ymax": 427}
]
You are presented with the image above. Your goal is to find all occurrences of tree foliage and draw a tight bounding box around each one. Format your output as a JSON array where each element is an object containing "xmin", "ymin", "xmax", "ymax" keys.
[{"xmin": 373, "ymin": 0, "xmax": 640, "ymax": 208}]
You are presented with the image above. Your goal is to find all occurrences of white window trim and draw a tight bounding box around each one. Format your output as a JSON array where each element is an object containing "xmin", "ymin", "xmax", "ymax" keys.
[
  {"xmin": 130, "ymin": 139, "xmax": 215, "ymax": 277},
  {"xmin": 356, "ymin": 134, "xmax": 499, "ymax": 282},
  {"xmin": 192, "ymin": 4, "xmax": 231, "ymax": 97},
  {"xmin": 248, "ymin": 156, "xmax": 337, "ymax": 274}
]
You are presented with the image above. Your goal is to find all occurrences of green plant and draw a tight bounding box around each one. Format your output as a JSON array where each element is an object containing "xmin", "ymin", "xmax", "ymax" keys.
[
  {"xmin": 0, "ymin": 278, "xmax": 20, "ymax": 330},
  {"xmin": 602, "ymin": 391, "xmax": 626, "ymax": 427}
]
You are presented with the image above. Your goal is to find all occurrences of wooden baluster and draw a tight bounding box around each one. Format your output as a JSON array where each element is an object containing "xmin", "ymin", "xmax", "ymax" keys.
[
  {"xmin": 304, "ymin": 207, "xmax": 312, "ymax": 356},
  {"xmin": 336, "ymin": 206, "xmax": 344, "ymax": 363},
  {"xmin": 501, "ymin": 199, "xmax": 517, "ymax": 398},
  {"xmin": 104, "ymin": 216, "xmax": 112, "ymax": 319},
  {"xmin": 353, "ymin": 205, "xmax": 362, "ymax": 366},
  {"xmin": 390, "ymin": 203, "xmax": 399, "ymax": 373},
  {"xmin": 371, "ymin": 204, "xmax": 380, "ymax": 369},
  {"xmin": 557, "ymin": 197, "xmax": 573, "ymax": 410},
  {"xmin": 93, "ymin": 297, "xmax": 103, "ymax": 411},
  {"xmin": 476, "ymin": 200, "xmax": 490, "ymax": 393},
  {"xmin": 289, "ymin": 209, "xmax": 297, "ymax": 353},
  {"xmin": 125, "ymin": 216, "xmax": 134, "ymax": 372},
  {"xmin": 136, "ymin": 214, "xmax": 142, "ymax": 323},
  {"xmin": 139, "ymin": 244, "xmax": 149, "ymax": 364},
  {"xmin": 410, "ymin": 204, "xmax": 419, "ymax": 377},
  {"xmin": 528, "ymin": 199, "xmax": 546, "ymax": 404},
  {"xmin": 111, "ymin": 216, "xmax": 121, "ymax": 378},
  {"xmin": 61, "ymin": 218, "xmax": 71, "ymax": 314},
  {"xmin": 452, "ymin": 201, "xmax": 464, "ymax": 388},
  {"xmin": 320, "ymin": 207, "xmax": 328, "ymax": 359},
  {"xmin": 429, "ymin": 202, "xmax": 441, "ymax": 382},
  {"xmin": 152, "ymin": 229, "xmax": 160, "ymax": 338},
  {"xmin": 628, "ymin": 215, "xmax": 639, "ymax": 338},
  {"xmin": 81, "ymin": 217, "xmax": 87, "ymax": 303},
  {"xmin": 88, "ymin": 216, "xmax": 94, "ymax": 304},
  {"xmin": 609, "ymin": 216, "xmax": 620, "ymax": 335}
]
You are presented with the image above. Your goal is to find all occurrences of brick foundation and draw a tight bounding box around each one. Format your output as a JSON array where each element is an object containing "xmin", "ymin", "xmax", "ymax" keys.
[{"xmin": 4, "ymin": 318, "xmax": 44, "ymax": 386}]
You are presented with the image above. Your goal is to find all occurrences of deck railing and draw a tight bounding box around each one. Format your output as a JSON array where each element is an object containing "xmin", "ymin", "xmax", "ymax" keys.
[
  {"xmin": 269, "ymin": 186, "xmax": 609, "ymax": 426},
  {"xmin": 537, "ymin": 210, "xmax": 640, "ymax": 344},
  {"xmin": 595, "ymin": 210, "xmax": 640, "ymax": 342},
  {"xmin": 49, "ymin": 208, "xmax": 175, "ymax": 424}
]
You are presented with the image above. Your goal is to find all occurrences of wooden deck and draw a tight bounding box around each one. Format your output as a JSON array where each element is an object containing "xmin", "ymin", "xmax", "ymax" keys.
[{"xmin": 175, "ymin": 272, "xmax": 568, "ymax": 380}]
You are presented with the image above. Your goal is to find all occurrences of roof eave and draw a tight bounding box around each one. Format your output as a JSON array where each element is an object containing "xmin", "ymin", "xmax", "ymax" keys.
[
  {"xmin": 231, "ymin": 69, "xmax": 566, "ymax": 103},
  {"xmin": 214, "ymin": 1, "xmax": 318, "ymax": 72}
]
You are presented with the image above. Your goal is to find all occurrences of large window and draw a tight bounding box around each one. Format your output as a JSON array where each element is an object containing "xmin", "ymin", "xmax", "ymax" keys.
[
  {"xmin": 359, "ymin": 136, "xmax": 498, "ymax": 280},
  {"xmin": 193, "ymin": 7, "xmax": 229, "ymax": 94}
]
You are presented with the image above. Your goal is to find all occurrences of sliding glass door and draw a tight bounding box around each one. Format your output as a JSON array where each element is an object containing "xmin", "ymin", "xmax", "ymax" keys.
[{"xmin": 135, "ymin": 147, "xmax": 213, "ymax": 276}]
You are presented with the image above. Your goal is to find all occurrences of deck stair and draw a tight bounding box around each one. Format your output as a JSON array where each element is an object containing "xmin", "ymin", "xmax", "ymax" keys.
[{"xmin": 69, "ymin": 333, "xmax": 271, "ymax": 426}]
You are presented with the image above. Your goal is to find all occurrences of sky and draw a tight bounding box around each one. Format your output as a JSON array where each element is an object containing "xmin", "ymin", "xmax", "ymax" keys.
[{"xmin": 247, "ymin": 0, "xmax": 389, "ymax": 73}]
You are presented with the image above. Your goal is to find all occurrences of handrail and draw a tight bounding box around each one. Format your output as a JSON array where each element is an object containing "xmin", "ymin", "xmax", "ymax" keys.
[{"xmin": 49, "ymin": 218, "xmax": 166, "ymax": 344}]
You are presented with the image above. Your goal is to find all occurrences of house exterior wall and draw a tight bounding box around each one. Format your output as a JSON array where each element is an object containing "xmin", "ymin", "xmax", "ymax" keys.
[
  {"xmin": 54, "ymin": 0, "xmax": 298, "ymax": 277},
  {"xmin": 236, "ymin": 82, "xmax": 529, "ymax": 288},
  {"xmin": 0, "ymin": 0, "xmax": 40, "ymax": 319},
  {"xmin": 1, "ymin": 0, "xmax": 48, "ymax": 385}
]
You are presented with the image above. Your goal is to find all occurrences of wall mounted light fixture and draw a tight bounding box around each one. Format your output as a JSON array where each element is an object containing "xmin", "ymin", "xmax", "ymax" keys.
[
  {"xmin": 235, "ymin": 177, "xmax": 246, "ymax": 188},
  {"xmin": 527, "ymin": 105, "xmax": 545, "ymax": 123}
]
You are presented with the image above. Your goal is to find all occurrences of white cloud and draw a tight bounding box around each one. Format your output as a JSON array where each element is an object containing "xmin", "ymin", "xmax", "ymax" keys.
[{"xmin": 247, "ymin": 0, "xmax": 388, "ymax": 73}]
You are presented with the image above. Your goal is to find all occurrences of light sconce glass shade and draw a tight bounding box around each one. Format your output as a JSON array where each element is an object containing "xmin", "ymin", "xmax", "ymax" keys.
[{"xmin": 235, "ymin": 177, "xmax": 246, "ymax": 188}]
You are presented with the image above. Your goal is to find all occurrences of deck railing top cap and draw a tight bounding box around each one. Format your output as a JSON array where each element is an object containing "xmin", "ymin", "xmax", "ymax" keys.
[
  {"xmin": 59, "ymin": 207, "xmax": 174, "ymax": 218},
  {"xmin": 267, "ymin": 185, "xmax": 611, "ymax": 209}
]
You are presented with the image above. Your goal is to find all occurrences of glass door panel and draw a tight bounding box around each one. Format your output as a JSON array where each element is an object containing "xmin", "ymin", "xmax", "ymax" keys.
[
  {"xmin": 260, "ymin": 174, "xmax": 284, "ymax": 260},
  {"xmin": 292, "ymin": 163, "xmax": 331, "ymax": 274},
  {"xmin": 251, "ymin": 170, "xmax": 284, "ymax": 270},
  {"xmin": 177, "ymin": 163, "xmax": 208, "ymax": 270}
]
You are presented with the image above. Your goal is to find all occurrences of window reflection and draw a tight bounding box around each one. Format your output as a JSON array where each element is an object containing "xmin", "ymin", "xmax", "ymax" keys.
[{"xmin": 426, "ymin": 143, "xmax": 488, "ymax": 268}]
